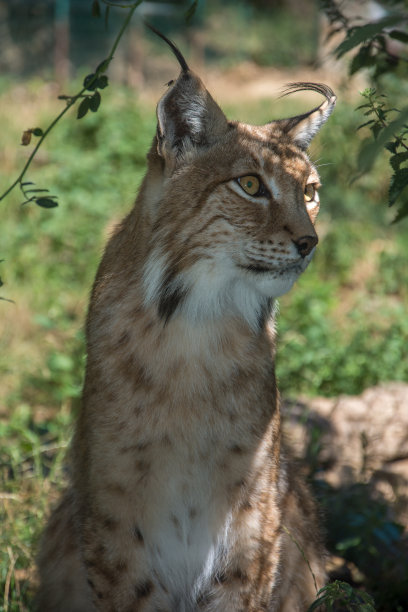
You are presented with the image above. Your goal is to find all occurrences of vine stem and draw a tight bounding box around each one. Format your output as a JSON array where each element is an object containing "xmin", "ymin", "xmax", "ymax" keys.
[{"xmin": 0, "ymin": 1, "xmax": 141, "ymax": 203}]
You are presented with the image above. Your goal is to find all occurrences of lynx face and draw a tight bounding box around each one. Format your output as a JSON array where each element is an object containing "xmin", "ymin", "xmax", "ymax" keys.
[{"xmin": 143, "ymin": 71, "xmax": 335, "ymax": 330}]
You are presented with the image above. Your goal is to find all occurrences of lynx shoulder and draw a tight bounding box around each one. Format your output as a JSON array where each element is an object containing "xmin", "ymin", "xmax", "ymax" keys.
[{"xmin": 36, "ymin": 28, "xmax": 336, "ymax": 612}]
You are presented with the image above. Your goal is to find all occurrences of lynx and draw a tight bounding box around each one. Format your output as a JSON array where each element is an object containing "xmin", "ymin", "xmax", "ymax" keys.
[{"xmin": 36, "ymin": 28, "xmax": 336, "ymax": 612}]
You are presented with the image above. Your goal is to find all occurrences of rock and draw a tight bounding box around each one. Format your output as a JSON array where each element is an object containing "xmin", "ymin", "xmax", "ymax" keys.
[{"xmin": 283, "ymin": 382, "xmax": 408, "ymax": 529}]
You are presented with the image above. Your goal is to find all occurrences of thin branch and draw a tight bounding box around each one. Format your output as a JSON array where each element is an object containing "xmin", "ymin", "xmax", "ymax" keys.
[{"xmin": 0, "ymin": 1, "xmax": 142, "ymax": 203}]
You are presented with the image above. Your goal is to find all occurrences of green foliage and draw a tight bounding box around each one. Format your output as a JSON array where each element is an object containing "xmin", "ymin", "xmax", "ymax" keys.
[
  {"xmin": 308, "ymin": 581, "xmax": 376, "ymax": 612},
  {"xmin": 0, "ymin": 2, "xmax": 138, "ymax": 214},
  {"xmin": 203, "ymin": 0, "xmax": 317, "ymax": 68},
  {"xmin": 0, "ymin": 399, "xmax": 71, "ymax": 610},
  {"xmin": 320, "ymin": 0, "xmax": 408, "ymax": 221},
  {"xmin": 313, "ymin": 479, "xmax": 408, "ymax": 610},
  {"xmin": 335, "ymin": 15, "xmax": 404, "ymax": 65},
  {"xmin": 275, "ymin": 100, "xmax": 408, "ymax": 398},
  {"xmin": 355, "ymin": 88, "xmax": 408, "ymax": 222}
]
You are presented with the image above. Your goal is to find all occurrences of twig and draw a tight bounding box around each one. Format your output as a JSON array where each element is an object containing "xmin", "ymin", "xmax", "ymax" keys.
[
  {"xmin": 0, "ymin": 1, "xmax": 141, "ymax": 203},
  {"xmin": 282, "ymin": 525, "xmax": 318, "ymax": 594},
  {"xmin": 3, "ymin": 546, "xmax": 18, "ymax": 612},
  {"xmin": 0, "ymin": 493, "xmax": 22, "ymax": 501}
]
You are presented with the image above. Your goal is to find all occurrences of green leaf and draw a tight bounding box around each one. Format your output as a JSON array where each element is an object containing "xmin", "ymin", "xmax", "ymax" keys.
[
  {"xmin": 89, "ymin": 91, "xmax": 101, "ymax": 112},
  {"xmin": 388, "ymin": 29, "xmax": 408, "ymax": 43},
  {"xmin": 35, "ymin": 197, "xmax": 58, "ymax": 208},
  {"xmin": 385, "ymin": 140, "xmax": 398, "ymax": 154},
  {"xmin": 306, "ymin": 594, "xmax": 328, "ymax": 612},
  {"xmin": 96, "ymin": 75, "xmax": 109, "ymax": 89},
  {"xmin": 336, "ymin": 15, "xmax": 404, "ymax": 57},
  {"xmin": 96, "ymin": 58, "xmax": 110, "ymax": 73},
  {"xmin": 357, "ymin": 106, "xmax": 408, "ymax": 172},
  {"xmin": 77, "ymin": 97, "xmax": 90, "ymax": 119},
  {"xmin": 350, "ymin": 45, "xmax": 376, "ymax": 75},
  {"xmin": 392, "ymin": 197, "xmax": 408, "ymax": 222},
  {"xmin": 371, "ymin": 123, "xmax": 383, "ymax": 139},
  {"xmin": 83, "ymin": 73, "xmax": 97, "ymax": 91},
  {"xmin": 185, "ymin": 0, "xmax": 199, "ymax": 22},
  {"xmin": 389, "ymin": 168, "xmax": 408, "ymax": 205},
  {"xmin": 389, "ymin": 151, "xmax": 408, "ymax": 170},
  {"xmin": 339, "ymin": 581, "xmax": 353, "ymax": 597},
  {"xmin": 24, "ymin": 188, "xmax": 50, "ymax": 194},
  {"xmin": 32, "ymin": 127, "xmax": 44, "ymax": 137},
  {"xmin": 357, "ymin": 120, "xmax": 375, "ymax": 130},
  {"xmin": 335, "ymin": 535, "xmax": 361, "ymax": 551},
  {"xmin": 92, "ymin": 0, "xmax": 101, "ymax": 18}
]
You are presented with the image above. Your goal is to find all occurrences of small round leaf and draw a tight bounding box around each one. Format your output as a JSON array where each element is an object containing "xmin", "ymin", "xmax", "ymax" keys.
[
  {"xmin": 97, "ymin": 75, "xmax": 109, "ymax": 89},
  {"xmin": 83, "ymin": 73, "xmax": 97, "ymax": 91},
  {"xmin": 89, "ymin": 91, "xmax": 101, "ymax": 112},
  {"xmin": 96, "ymin": 58, "xmax": 110, "ymax": 73},
  {"xmin": 35, "ymin": 197, "xmax": 58, "ymax": 208},
  {"xmin": 77, "ymin": 97, "xmax": 90, "ymax": 119},
  {"xmin": 21, "ymin": 130, "xmax": 32, "ymax": 146}
]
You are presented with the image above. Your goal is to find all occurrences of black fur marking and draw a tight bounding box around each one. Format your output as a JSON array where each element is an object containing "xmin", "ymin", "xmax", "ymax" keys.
[
  {"xmin": 239, "ymin": 264, "xmax": 272, "ymax": 274},
  {"xmin": 156, "ymin": 266, "xmax": 190, "ymax": 324},
  {"xmin": 257, "ymin": 297, "xmax": 273, "ymax": 331},
  {"xmin": 133, "ymin": 525, "xmax": 144, "ymax": 545},
  {"xmin": 135, "ymin": 580, "xmax": 154, "ymax": 600},
  {"xmin": 158, "ymin": 283, "xmax": 189, "ymax": 324}
]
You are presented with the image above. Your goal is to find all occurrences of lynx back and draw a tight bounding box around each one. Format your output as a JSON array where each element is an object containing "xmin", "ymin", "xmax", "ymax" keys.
[{"xmin": 37, "ymin": 29, "xmax": 336, "ymax": 612}]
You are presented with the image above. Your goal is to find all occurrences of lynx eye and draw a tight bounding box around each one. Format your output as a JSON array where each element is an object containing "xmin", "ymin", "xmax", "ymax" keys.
[
  {"xmin": 304, "ymin": 183, "xmax": 317, "ymax": 202},
  {"xmin": 237, "ymin": 175, "xmax": 262, "ymax": 196}
]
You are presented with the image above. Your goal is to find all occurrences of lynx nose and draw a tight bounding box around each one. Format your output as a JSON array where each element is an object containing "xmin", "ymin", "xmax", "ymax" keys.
[{"xmin": 293, "ymin": 235, "xmax": 318, "ymax": 258}]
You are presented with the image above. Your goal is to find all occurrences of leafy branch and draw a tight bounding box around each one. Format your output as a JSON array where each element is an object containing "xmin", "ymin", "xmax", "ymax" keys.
[
  {"xmin": 0, "ymin": 0, "xmax": 142, "ymax": 208},
  {"xmin": 319, "ymin": 0, "xmax": 408, "ymax": 221},
  {"xmin": 307, "ymin": 580, "xmax": 375, "ymax": 612},
  {"xmin": 357, "ymin": 88, "xmax": 408, "ymax": 222}
]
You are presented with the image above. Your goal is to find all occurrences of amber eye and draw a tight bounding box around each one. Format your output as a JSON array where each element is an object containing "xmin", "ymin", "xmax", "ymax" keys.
[
  {"xmin": 304, "ymin": 183, "xmax": 316, "ymax": 202},
  {"xmin": 238, "ymin": 175, "xmax": 261, "ymax": 196}
]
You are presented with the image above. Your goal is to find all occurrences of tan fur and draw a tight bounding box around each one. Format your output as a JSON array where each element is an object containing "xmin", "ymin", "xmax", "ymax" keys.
[{"xmin": 36, "ymin": 40, "xmax": 335, "ymax": 611}]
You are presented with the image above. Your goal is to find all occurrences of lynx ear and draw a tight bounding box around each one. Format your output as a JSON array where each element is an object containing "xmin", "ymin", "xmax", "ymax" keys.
[
  {"xmin": 156, "ymin": 71, "xmax": 228, "ymax": 167},
  {"xmin": 278, "ymin": 83, "xmax": 336, "ymax": 150},
  {"xmin": 146, "ymin": 25, "xmax": 228, "ymax": 169}
]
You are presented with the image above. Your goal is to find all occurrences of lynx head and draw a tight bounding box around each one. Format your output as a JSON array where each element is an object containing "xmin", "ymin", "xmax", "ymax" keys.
[{"xmin": 142, "ymin": 27, "xmax": 336, "ymax": 330}]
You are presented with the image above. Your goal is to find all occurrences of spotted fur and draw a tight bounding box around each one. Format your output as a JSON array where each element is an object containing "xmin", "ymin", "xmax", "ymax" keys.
[{"xmin": 36, "ymin": 31, "xmax": 336, "ymax": 612}]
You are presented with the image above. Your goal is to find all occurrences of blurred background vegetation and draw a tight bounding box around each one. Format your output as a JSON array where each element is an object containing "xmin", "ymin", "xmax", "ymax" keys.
[{"xmin": 0, "ymin": 0, "xmax": 407, "ymax": 610}]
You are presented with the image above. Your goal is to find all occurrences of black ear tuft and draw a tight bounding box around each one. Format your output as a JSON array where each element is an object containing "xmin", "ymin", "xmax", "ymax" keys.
[
  {"xmin": 145, "ymin": 22, "xmax": 190, "ymax": 73},
  {"xmin": 277, "ymin": 82, "xmax": 337, "ymax": 149}
]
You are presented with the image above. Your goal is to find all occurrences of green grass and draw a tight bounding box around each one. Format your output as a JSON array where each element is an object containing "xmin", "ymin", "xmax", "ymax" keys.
[{"xmin": 1, "ymin": 76, "xmax": 408, "ymax": 610}]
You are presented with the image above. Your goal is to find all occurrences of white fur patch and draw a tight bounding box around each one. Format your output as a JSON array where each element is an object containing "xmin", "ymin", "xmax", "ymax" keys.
[
  {"xmin": 268, "ymin": 177, "xmax": 281, "ymax": 201},
  {"xmin": 142, "ymin": 246, "xmax": 313, "ymax": 331},
  {"xmin": 142, "ymin": 250, "xmax": 167, "ymax": 307}
]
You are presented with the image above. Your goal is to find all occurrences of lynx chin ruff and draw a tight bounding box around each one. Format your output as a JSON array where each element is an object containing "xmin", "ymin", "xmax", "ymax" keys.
[{"xmin": 36, "ymin": 27, "xmax": 336, "ymax": 612}]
